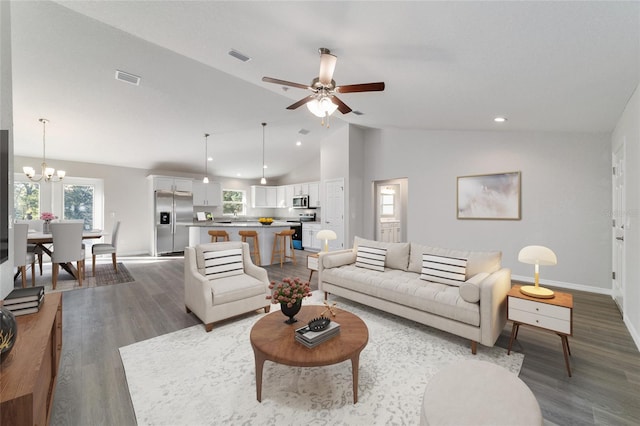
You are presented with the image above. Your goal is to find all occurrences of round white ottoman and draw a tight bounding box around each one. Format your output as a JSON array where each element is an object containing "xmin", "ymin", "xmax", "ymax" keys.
[{"xmin": 420, "ymin": 360, "xmax": 542, "ymax": 426}]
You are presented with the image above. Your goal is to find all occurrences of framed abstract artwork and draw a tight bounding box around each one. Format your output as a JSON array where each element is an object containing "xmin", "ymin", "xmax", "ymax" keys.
[{"xmin": 457, "ymin": 171, "xmax": 521, "ymax": 220}]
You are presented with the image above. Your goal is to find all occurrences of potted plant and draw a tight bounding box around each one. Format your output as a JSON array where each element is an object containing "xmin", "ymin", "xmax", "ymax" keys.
[{"xmin": 266, "ymin": 277, "xmax": 312, "ymax": 323}]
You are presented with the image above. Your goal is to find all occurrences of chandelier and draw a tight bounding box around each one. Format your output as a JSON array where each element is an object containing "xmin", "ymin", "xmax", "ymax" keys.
[{"xmin": 23, "ymin": 118, "xmax": 65, "ymax": 182}]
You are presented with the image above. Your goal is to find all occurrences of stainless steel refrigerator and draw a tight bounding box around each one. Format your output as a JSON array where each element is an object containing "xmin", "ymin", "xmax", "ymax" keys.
[{"xmin": 154, "ymin": 190, "xmax": 193, "ymax": 255}]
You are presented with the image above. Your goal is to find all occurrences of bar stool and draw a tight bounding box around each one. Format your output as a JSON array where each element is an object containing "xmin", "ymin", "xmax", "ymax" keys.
[
  {"xmin": 208, "ymin": 230, "xmax": 230, "ymax": 242},
  {"xmin": 270, "ymin": 229, "xmax": 297, "ymax": 268},
  {"xmin": 239, "ymin": 230, "xmax": 261, "ymax": 265}
]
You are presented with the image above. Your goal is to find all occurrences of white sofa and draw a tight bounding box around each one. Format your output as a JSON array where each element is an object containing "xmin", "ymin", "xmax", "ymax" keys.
[
  {"xmin": 318, "ymin": 237, "xmax": 511, "ymax": 353},
  {"xmin": 184, "ymin": 241, "xmax": 271, "ymax": 331}
]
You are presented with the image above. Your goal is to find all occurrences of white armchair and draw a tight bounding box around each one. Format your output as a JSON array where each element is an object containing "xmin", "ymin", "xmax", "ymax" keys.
[{"xmin": 184, "ymin": 241, "xmax": 271, "ymax": 332}]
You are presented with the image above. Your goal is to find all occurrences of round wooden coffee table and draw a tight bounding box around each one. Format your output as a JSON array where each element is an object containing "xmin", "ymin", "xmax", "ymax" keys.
[{"xmin": 250, "ymin": 305, "xmax": 369, "ymax": 404}]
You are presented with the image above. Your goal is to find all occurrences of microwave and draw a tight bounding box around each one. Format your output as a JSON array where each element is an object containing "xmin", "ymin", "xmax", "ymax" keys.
[{"xmin": 292, "ymin": 195, "xmax": 309, "ymax": 209}]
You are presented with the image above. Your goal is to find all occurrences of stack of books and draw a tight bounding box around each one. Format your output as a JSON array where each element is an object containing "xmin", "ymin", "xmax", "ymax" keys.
[
  {"xmin": 295, "ymin": 321, "xmax": 341, "ymax": 348},
  {"xmin": 3, "ymin": 286, "xmax": 45, "ymax": 316}
]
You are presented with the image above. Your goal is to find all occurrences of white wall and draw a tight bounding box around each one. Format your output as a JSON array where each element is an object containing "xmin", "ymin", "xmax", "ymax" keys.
[
  {"xmin": 0, "ymin": 1, "xmax": 13, "ymax": 299},
  {"xmin": 360, "ymin": 128, "xmax": 612, "ymax": 293},
  {"xmin": 612, "ymin": 82, "xmax": 640, "ymax": 348}
]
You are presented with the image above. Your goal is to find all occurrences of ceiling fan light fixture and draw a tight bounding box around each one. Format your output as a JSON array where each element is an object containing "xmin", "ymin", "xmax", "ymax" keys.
[{"xmin": 307, "ymin": 97, "xmax": 338, "ymax": 118}]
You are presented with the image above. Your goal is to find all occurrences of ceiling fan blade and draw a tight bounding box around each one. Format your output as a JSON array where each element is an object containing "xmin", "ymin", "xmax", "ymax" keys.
[
  {"xmin": 336, "ymin": 82, "xmax": 385, "ymax": 93},
  {"xmin": 318, "ymin": 52, "xmax": 337, "ymax": 86},
  {"xmin": 287, "ymin": 95, "xmax": 316, "ymax": 110},
  {"xmin": 262, "ymin": 76, "xmax": 310, "ymax": 90},
  {"xmin": 330, "ymin": 96, "xmax": 352, "ymax": 114}
]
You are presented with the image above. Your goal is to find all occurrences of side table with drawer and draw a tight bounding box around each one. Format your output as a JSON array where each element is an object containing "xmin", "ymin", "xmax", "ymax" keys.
[
  {"xmin": 507, "ymin": 285, "xmax": 574, "ymax": 376},
  {"xmin": 307, "ymin": 253, "xmax": 319, "ymax": 282}
]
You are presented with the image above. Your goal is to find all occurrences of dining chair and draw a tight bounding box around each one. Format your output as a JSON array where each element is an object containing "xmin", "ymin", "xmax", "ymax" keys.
[
  {"xmin": 16, "ymin": 219, "xmax": 45, "ymax": 276},
  {"xmin": 50, "ymin": 222, "xmax": 85, "ymax": 289},
  {"xmin": 13, "ymin": 223, "xmax": 36, "ymax": 287},
  {"xmin": 92, "ymin": 221, "xmax": 120, "ymax": 276}
]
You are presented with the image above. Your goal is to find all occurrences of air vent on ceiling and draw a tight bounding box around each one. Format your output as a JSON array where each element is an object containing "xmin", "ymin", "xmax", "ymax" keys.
[
  {"xmin": 352, "ymin": 110, "xmax": 364, "ymax": 116},
  {"xmin": 115, "ymin": 70, "xmax": 141, "ymax": 86},
  {"xmin": 228, "ymin": 49, "xmax": 251, "ymax": 62},
  {"xmin": 298, "ymin": 128, "xmax": 310, "ymax": 135}
]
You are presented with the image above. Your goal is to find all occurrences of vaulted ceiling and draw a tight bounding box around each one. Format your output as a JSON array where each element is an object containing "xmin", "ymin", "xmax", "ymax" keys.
[{"xmin": 10, "ymin": 1, "xmax": 639, "ymax": 180}]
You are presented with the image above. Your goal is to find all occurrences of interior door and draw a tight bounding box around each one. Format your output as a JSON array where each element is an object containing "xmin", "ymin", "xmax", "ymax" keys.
[
  {"xmin": 612, "ymin": 144, "xmax": 625, "ymax": 314},
  {"xmin": 324, "ymin": 178, "xmax": 345, "ymax": 250},
  {"xmin": 374, "ymin": 178, "xmax": 408, "ymax": 242}
]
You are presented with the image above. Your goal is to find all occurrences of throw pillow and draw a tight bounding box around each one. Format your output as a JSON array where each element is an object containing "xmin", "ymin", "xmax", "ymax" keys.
[
  {"xmin": 203, "ymin": 248, "xmax": 244, "ymax": 280},
  {"xmin": 355, "ymin": 246, "xmax": 387, "ymax": 272},
  {"xmin": 421, "ymin": 254, "xmax": 467, "ymax": 286}
]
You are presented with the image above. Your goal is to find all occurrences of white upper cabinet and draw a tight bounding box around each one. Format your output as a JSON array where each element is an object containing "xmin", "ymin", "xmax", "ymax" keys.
[
  {"xmin": 151, "ymin": 176, "xmax": 193, "ymax": 192},
  {"xmin": 251, "ymin": 185, "xmax": 277, "ymax": 208},
  {"xmin": 308, "ymin": 182, "xmax": 320, "ymax": 207},
  {"xmin": 276, "ymin": 186, "xmax": 287, "ymax": 208},
  {"xmin": 193, "ymin": 181, "xmax": 222, "ymax": 206}
]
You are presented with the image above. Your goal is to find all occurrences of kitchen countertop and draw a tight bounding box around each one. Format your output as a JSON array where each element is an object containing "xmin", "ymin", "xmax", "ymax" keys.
[{"xmin": 188, "ymin": 221, "xmax": 292, "ymax": 227}]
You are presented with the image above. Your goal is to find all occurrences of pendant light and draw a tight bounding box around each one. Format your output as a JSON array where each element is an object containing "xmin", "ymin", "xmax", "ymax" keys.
[
  {"xmin": 23, "ymin": 118, "xmax": 66, "ymax": 182},
  {"xmin": 202, "ymin": 133, "xmax": 210, "ymax": 183},
  {"xmin": 260, "ymin": 122, "xmax": 267, "ymax": 185}
]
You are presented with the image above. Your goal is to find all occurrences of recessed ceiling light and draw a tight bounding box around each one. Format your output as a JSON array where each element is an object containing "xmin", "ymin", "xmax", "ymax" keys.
[
  {"xmin": 236, "ymin": 173, "xmax": 242, "ymax": 177},
  {"xmin": 296, "ymin": 141, "xmax": 302, "ymax": 146},
  {"xmin": 494, "ymin": 116, "xmax": 507, "ymax": 123},
  {"xmin": 207, "ymin": 157, "xmax": 213, "ymax": 162},
  {"xmin": 263, "ymin": 164, "xmax": 268, "ymax": 169}
]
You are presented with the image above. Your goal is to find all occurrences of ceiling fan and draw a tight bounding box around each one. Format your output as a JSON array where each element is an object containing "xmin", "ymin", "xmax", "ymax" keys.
[{"xmin": 262, "ymin": 48, "xmax": 385, "ymax": 125}]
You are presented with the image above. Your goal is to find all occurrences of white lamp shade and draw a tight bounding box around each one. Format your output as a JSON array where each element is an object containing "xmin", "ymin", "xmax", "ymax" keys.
[
  {"xmin": 307, "ymin": 97, "xmax": 338, "ymax": 117},
  {"xmin": 518, "ymin": 245, "xmax": 557, "ymax": 266},
  {"xmin": 316, "ymin": 229, "xmax": 337, "ymax": 240}
]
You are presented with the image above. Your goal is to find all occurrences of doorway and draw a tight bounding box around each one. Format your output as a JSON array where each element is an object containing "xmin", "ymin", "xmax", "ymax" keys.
[
  {"xmin": 374, "ymin": 178, "xmax": 408, "ymax": 242},
  {"xmin": 612, "ymin": 143, "xmax": 625, "ymax": 315}
]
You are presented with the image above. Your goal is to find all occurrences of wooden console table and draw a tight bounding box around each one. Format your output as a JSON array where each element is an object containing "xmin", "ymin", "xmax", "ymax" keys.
[{"xmin": 1, "ymin": 293, "xmax": 63, "ymax": 425}]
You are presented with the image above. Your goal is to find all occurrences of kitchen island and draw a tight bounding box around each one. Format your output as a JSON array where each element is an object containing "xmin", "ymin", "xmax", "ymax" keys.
[{"xmin": 188, "ymin": 222, "xmax": 295, "ymax": 266}]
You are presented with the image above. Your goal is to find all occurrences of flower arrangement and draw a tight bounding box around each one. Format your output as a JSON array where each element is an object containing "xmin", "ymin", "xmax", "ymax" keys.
[
  {"xmin": 258, "ymin": 217, "xmax": 274, "ymax": 224},
  {"xmin": 266, "ymin": 277, "xmax": 312, "ymax": 307},
  {"xmin": 40, "ymin": 212, "xmax": 56, "ymax": 221}
]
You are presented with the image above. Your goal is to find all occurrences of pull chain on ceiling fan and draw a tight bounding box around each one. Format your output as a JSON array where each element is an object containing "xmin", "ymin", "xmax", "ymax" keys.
[{"xmin": 262, "ymin": 47, "xmax": 385, "ymax": 127}]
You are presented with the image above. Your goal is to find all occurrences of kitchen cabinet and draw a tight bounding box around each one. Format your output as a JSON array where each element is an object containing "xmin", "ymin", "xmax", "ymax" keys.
[
  {"xmin": 192, "ymin": 181, "xmax": 221, "ymax": 206},
  {"xmin": 302, "ymin": 222, "xmax": 322, "ymax": 251},
  {"xmin": 251, "ymin": 185, "xmax": 277, "ymax": 208},
  {"xmin": 276, "ymin": 186, "xmax": 287, "ymax": 208},
  {"xmin": 285, "ymin": 185, "xmax": 295, "ymax": 208},
  {"xmin": 293, "ymin": 183, "xmax": 309, "ymax": 196},
  {"xmin": 308, "ymin": 181, "xmax": 320, "ymax": 207},
  {"xmin": 151, "ymin": 176, "xmax": 193, "ymax": 192}
]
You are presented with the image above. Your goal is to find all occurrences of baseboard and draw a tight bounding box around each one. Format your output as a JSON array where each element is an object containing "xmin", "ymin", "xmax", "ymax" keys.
[
  {"xmin": 624, "ymin": 316, "xmax": 640, "ymax": 351},
  {"xmin": 511, "ymin": 274, "xmax": 612, "ymax": 296}
]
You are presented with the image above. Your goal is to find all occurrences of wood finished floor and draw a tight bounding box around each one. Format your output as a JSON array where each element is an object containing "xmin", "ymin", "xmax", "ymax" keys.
[{"xmin": 31, "ymin": 252, "xmax": 639, "ymax": 425}]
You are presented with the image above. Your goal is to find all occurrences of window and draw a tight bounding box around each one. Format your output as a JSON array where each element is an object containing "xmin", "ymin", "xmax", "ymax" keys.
[
  {"xmin": 381, "ymin": 194, "xmax": 395, "ymax": 216},
  {"xmin": 63, "ymin": 183, "xmax": 95, "ymax": 230},
  {"xmin": 14, "ymin": 174, "xmax": 104, "ymax": 229},
  {"xmin": 222, "ymin": 189, "xmax": 246, "ymax": 215},
  {"xmin": 14, "ymin": 182, "xmax": 40, "ymax": 220}
]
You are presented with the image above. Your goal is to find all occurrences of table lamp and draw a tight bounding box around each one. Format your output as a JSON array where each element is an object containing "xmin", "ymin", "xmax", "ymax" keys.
[
  {"xmin": 518, "ymin": 245, "xmax": 557, "ymax": 298},
  {"xmin": 316, "ymin": 229, "xmax": 337, "ymax": 252}
]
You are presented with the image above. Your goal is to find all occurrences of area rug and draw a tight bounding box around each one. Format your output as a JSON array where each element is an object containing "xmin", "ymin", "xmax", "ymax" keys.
[
  {"xmin": 41, "ymin": 263, "xmax": 135, "ymax": 293},
  {"xmin": 119, "ymin": 297, "xmax": 524, "ymax": 425}
]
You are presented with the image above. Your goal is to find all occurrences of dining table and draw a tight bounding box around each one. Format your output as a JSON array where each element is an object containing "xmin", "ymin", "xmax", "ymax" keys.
[{"xmin": 27, "ymin": 229, "xmax": 106, "ymax": 280}]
